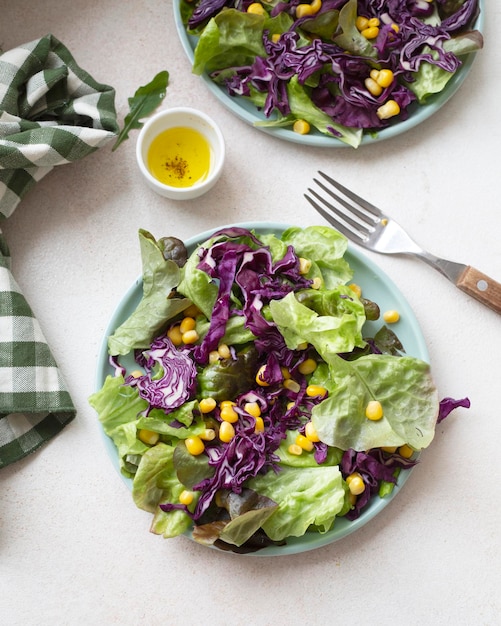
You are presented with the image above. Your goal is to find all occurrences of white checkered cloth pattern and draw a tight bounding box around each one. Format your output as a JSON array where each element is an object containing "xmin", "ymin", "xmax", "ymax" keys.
[{"xmin": 0, "ymin": 35, "xmax": 118, "ymax": 467}]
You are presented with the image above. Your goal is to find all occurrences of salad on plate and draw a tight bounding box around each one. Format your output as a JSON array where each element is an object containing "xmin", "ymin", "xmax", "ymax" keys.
[
  {"xmin": 90, "ymin": 224, "xmax": 469, "ymax": 554},
  {"xmin": 177, "ymin": 0, "xmax": 483, "ymax": 147}
]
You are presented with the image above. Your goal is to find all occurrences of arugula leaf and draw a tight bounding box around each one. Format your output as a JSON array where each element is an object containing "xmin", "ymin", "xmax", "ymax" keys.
[{"xmin": 112, "ymin": 70, "xmax": 169, "ymax": 151}]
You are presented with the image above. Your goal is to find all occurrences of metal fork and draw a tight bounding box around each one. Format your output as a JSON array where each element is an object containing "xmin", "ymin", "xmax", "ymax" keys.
[{"xmin": 305, "ymin": 171, "xmax": 501, "ymax": 315}]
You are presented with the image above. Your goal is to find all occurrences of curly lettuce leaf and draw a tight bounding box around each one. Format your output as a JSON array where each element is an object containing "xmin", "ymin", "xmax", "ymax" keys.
[
  {"xmin": 312, "ymin": 354, "xmax": 439, "ymax": 451},
  {"xmin": 133, "ymin": 443, "xmax": 193, "ymax": 538},
  {"xmin": 281, "ymin": 225, "xmax": 353, "ymax": 288},
  {"xmin": 89, "ymin": 374, "xmax": 150, "ymax": 476},
  {"xmin": 269, "ymin": 286, "xmax": 366, "ymax": 358},
  {"xmin": 107, "ymin": 230, "xmax": 189, "ymax": 356},
  {"xmin": 408, "ymin": 31, "xmax": 483, "ymax": 103},
  {"xmin": 192, "ymin": 10, "xmax": 267, "ymax": 75},
  {"xmin": 248, "ymin": 464, "xmax": 345, "ymax": 541}
]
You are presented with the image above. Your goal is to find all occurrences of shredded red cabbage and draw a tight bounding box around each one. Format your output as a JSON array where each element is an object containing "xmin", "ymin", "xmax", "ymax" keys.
[
  {"xmin": 125, "ymin": 336, "xmax": 197, "ymax": 414},
  {"xmin": 188, "ymin": 0, "xmax": 481, "ymax": 132},
  {"xmin": 437, "ymin": 396, "xmax": 471, "ymax": 423},
  {"xmin": 341, "ymin": 447, "xmax": 418, "ymax": 519},
  {"xmin": 194, "ymin": 228, "xmax": 311, "ymax": 364}
]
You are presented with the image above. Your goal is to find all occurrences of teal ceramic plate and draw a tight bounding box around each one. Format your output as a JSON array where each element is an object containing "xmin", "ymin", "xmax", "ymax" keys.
[
  {"xmin": 173, "ymin": 0, "xmax": 484, "ymax": 147},
  {"xmin": 96, "ymin": 222, "xmax": 429, "ymax": 556}
]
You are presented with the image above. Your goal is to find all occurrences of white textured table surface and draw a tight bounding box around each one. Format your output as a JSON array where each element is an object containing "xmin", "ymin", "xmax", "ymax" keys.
[{"xmin": 1, "ymin": 2, "xmax": 499, "ymax": 625}]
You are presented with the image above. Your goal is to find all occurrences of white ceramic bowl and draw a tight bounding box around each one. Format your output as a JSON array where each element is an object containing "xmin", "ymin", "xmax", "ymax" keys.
[{"xmin": 136, "ymin": 107, "xmax": 225, "ymax": 200}]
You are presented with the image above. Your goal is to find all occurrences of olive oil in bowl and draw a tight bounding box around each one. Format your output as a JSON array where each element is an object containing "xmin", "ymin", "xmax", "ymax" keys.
[
  {"xmin": 147, "ymin": 127, "xmax": 211, "ymax": 188},
  {"xmin": 136, "ymin": 107, "xmax": 225, "ymax": 200}
]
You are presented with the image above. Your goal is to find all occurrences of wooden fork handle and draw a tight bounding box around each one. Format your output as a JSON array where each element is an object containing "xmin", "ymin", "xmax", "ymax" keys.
[{"xmin": 456, "ymin": 266, "xmax": 501, "ymax": 315}]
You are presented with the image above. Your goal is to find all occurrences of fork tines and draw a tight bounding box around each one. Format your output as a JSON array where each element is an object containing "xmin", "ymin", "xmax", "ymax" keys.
[{"xmin": 304, "ymin": 171, "xmax": 382, "ymax": 244}]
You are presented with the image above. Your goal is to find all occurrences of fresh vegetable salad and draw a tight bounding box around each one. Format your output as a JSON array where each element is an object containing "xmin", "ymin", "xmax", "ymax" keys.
[
  {"xmin": 179, "ymin": 0, "xmax": 483, "ymax": 147},
  {"xmin": 90, "ymin": 225, "xmax": 468, "ymax": 554}
]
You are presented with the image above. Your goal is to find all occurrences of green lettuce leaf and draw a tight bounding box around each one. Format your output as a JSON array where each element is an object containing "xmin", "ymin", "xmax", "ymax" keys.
[
  {"xmin": 269, "ymin": 286, "xmax": 366, "ymax": 358},
  {"xmin": 276, "ymin": 430, "xmax": 344, "ymax": 468},
  {"xmin": 248, "ymin": 464, "xmax": 345, "ymax": 541},
  {"xmin": 107, "ymin": 230, "xmax": 189, "ymax": 356},
  {"xmin": 192, "ymin": 10, "xmax": 267, "ymax": 75},
  {"xmin": 409, "ymin": 32, "xmax": 483, "ymax": 103},
  {"xmin": 89, "ymin": 374, "xmax": 150, "ymax": 476},
  {"xmin": 281, "ymin": 225, "xmax": 353, "ymax": 288},
  {"xmin": 333, "ymin": 0, "xmax": 378, "ymax": 58},
  {"xmin": 132, "ymin": 443, "xmax": 193, "ymax": 538},
  {"xmin": 312, "ymin": 354, "xmax": 439, "ymax": 451}
]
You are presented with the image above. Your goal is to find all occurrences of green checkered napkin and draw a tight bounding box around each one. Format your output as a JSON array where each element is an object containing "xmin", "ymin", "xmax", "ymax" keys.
[{"xmin": 0, "ymin": 35, "xmax": 118, "ymax": 467}]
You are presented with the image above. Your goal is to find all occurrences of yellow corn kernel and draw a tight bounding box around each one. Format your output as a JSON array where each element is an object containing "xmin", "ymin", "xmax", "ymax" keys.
[
  {"xmin": 348, "ymin": 492, "xmax": 358, "ymax": 506},
  {"xmin": 167, "ymin": 324, "xmax": 183, "ymax": 346},
  {"xmin": 298, "ymin": 358, "xmax": 317, "ymax": 376},
  {"xmin": 383, "ymin": 309, "xmax": 400, "ymax": 323},
  {"xmin": 311, "ymin": 277, "xmax": 322, "ymax": 290},
  {"xmin": 365, "ymin": 77, "xmax": 383, "ymax": 97},
  {"xmin": 185, "ymin": 436, "xmax": 205, "ymax": 456},
  {"xmin": 281, "ymin": 367, "xmax": 291, "ymax": 380},
  {"xmin": 217, "ymin": 343, "xmax": 231, "ymax": 359},
  {"xmin": 271, "ymin": 33, "xmax": 281, "ymax": 43},
  {"xmin": 180, "ymin": 316, "xmax": 196, "ymax": 333},
  {"xmin": 183, "ymin": 303, "xmax": 200, "ymax": 318},
  {"xmin": 377, "ymin": 99, "xmax": 400, "ymax": 120},
  {"xmin": 182, "ymin": 329, "xmax": 199, "ymax": 344},
  {"xmin": 381, "ymin": 445, "xmax": 397, "ymax": 453},
  {"xmin": 293, "ymin": 119, "xmax": 311, "ymax": 135},
  {"xmin": 348, "ymin": 283, "xmax": 362, "ymax": 298},
  {"xmin": 306, "ymin": 384, "xmax": 327, "ymax": 398},
  {"xmin": 305, "ymin": 421, "xmax": 320, "ymax": 442},
  {"xmin": 368, "ymin": 17, "xmax": 380, "ymax": 27},
  {"xmin": 247, "ymin": 2, "xmax": 265, "ymax": 14},
  {"xmin": 286, "ymin": 401, "xmax": 296, "ymax": 411},
  {"xmin": 296, "ymin": 433, "xmax": 314, "ymax": 452},
  {"xmin": 244, "ymin": 401, "xmax": 261, "ymax": 418},
  {"xmin": 298, "ymin": 257, "xmax": 312, "ymax": 274},
  {"xmin": 399, "ymin": 444, "xmax": 414, "ymax": 459},
  {"xmin": 138, "ymin": 429, "xmax": 159, "ymax": 445},
  {"xmin": 179, "ymin": 490, "xmax": 194, "ymax": 506},
  {"xmin": 346, "ymin": 473, "xmax": 366, "ymax": 495},
  {"xmin": 296, "ymin": 0, "xmax": 322, "ymax": 18},
  {"xmin": 288, "ymin": 443, "xmax": 303, "ymax": 456},
  {"xmin": 283, "ymin": 379, "xmax": 301, "ymax": 393},
  {"xmin": 297, "ymin": 342, "xmax": 309, "ymax": 350},
  {"xmin": 345, "ymin": 472, "xmax": 360, "ymax": 485},
  {"xmin": 200, "ymin": 428, "xmax": 216, "ymax": 441},
  {"xmin": 220, "ymin": 404, "xmax": 239, "ymax": 423},
  {"xmin": 208, "ymin": 350, "xmax": 220, "ymax": 364},
  {"xmin": 256, "ymin": 365, "xmax": 270, "ymax": 386},
  {"xmin": 199, "ymin": 397, "xmax": 217, "ymax": 413},
  {"xmin": 376, "ymin": 68, "xmax": 394, "ymax": 88},
  {"xmin": 254, "ymin": 416, "xmax": 265, "ymax": 433},
  {"xmin": 365, "ymin": 400, "xmax": 384, "ymax": 421},
  {"xmin": 129, "ymin": 369, "xmax": 143, "ymax": 379},
  {"xmin": 355, "ymin": 16, "xmax": 369, "ymax": 31},
  {"xmin": 361, "ymin": 26, "xmax": 379, "ymax": 39},
  {"xmin": 391, "ymin": 23, "xmax": 399, "ymax": 33},
  {"xmin": 219, "ymin": 421, "xmax": 235, "ymax": 443}
]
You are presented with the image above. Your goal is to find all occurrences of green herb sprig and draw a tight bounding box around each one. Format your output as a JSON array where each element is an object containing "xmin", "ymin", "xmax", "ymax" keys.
[{"xmin": 112, "ymin": 70, "xmax": 169, "ymax": 151}]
